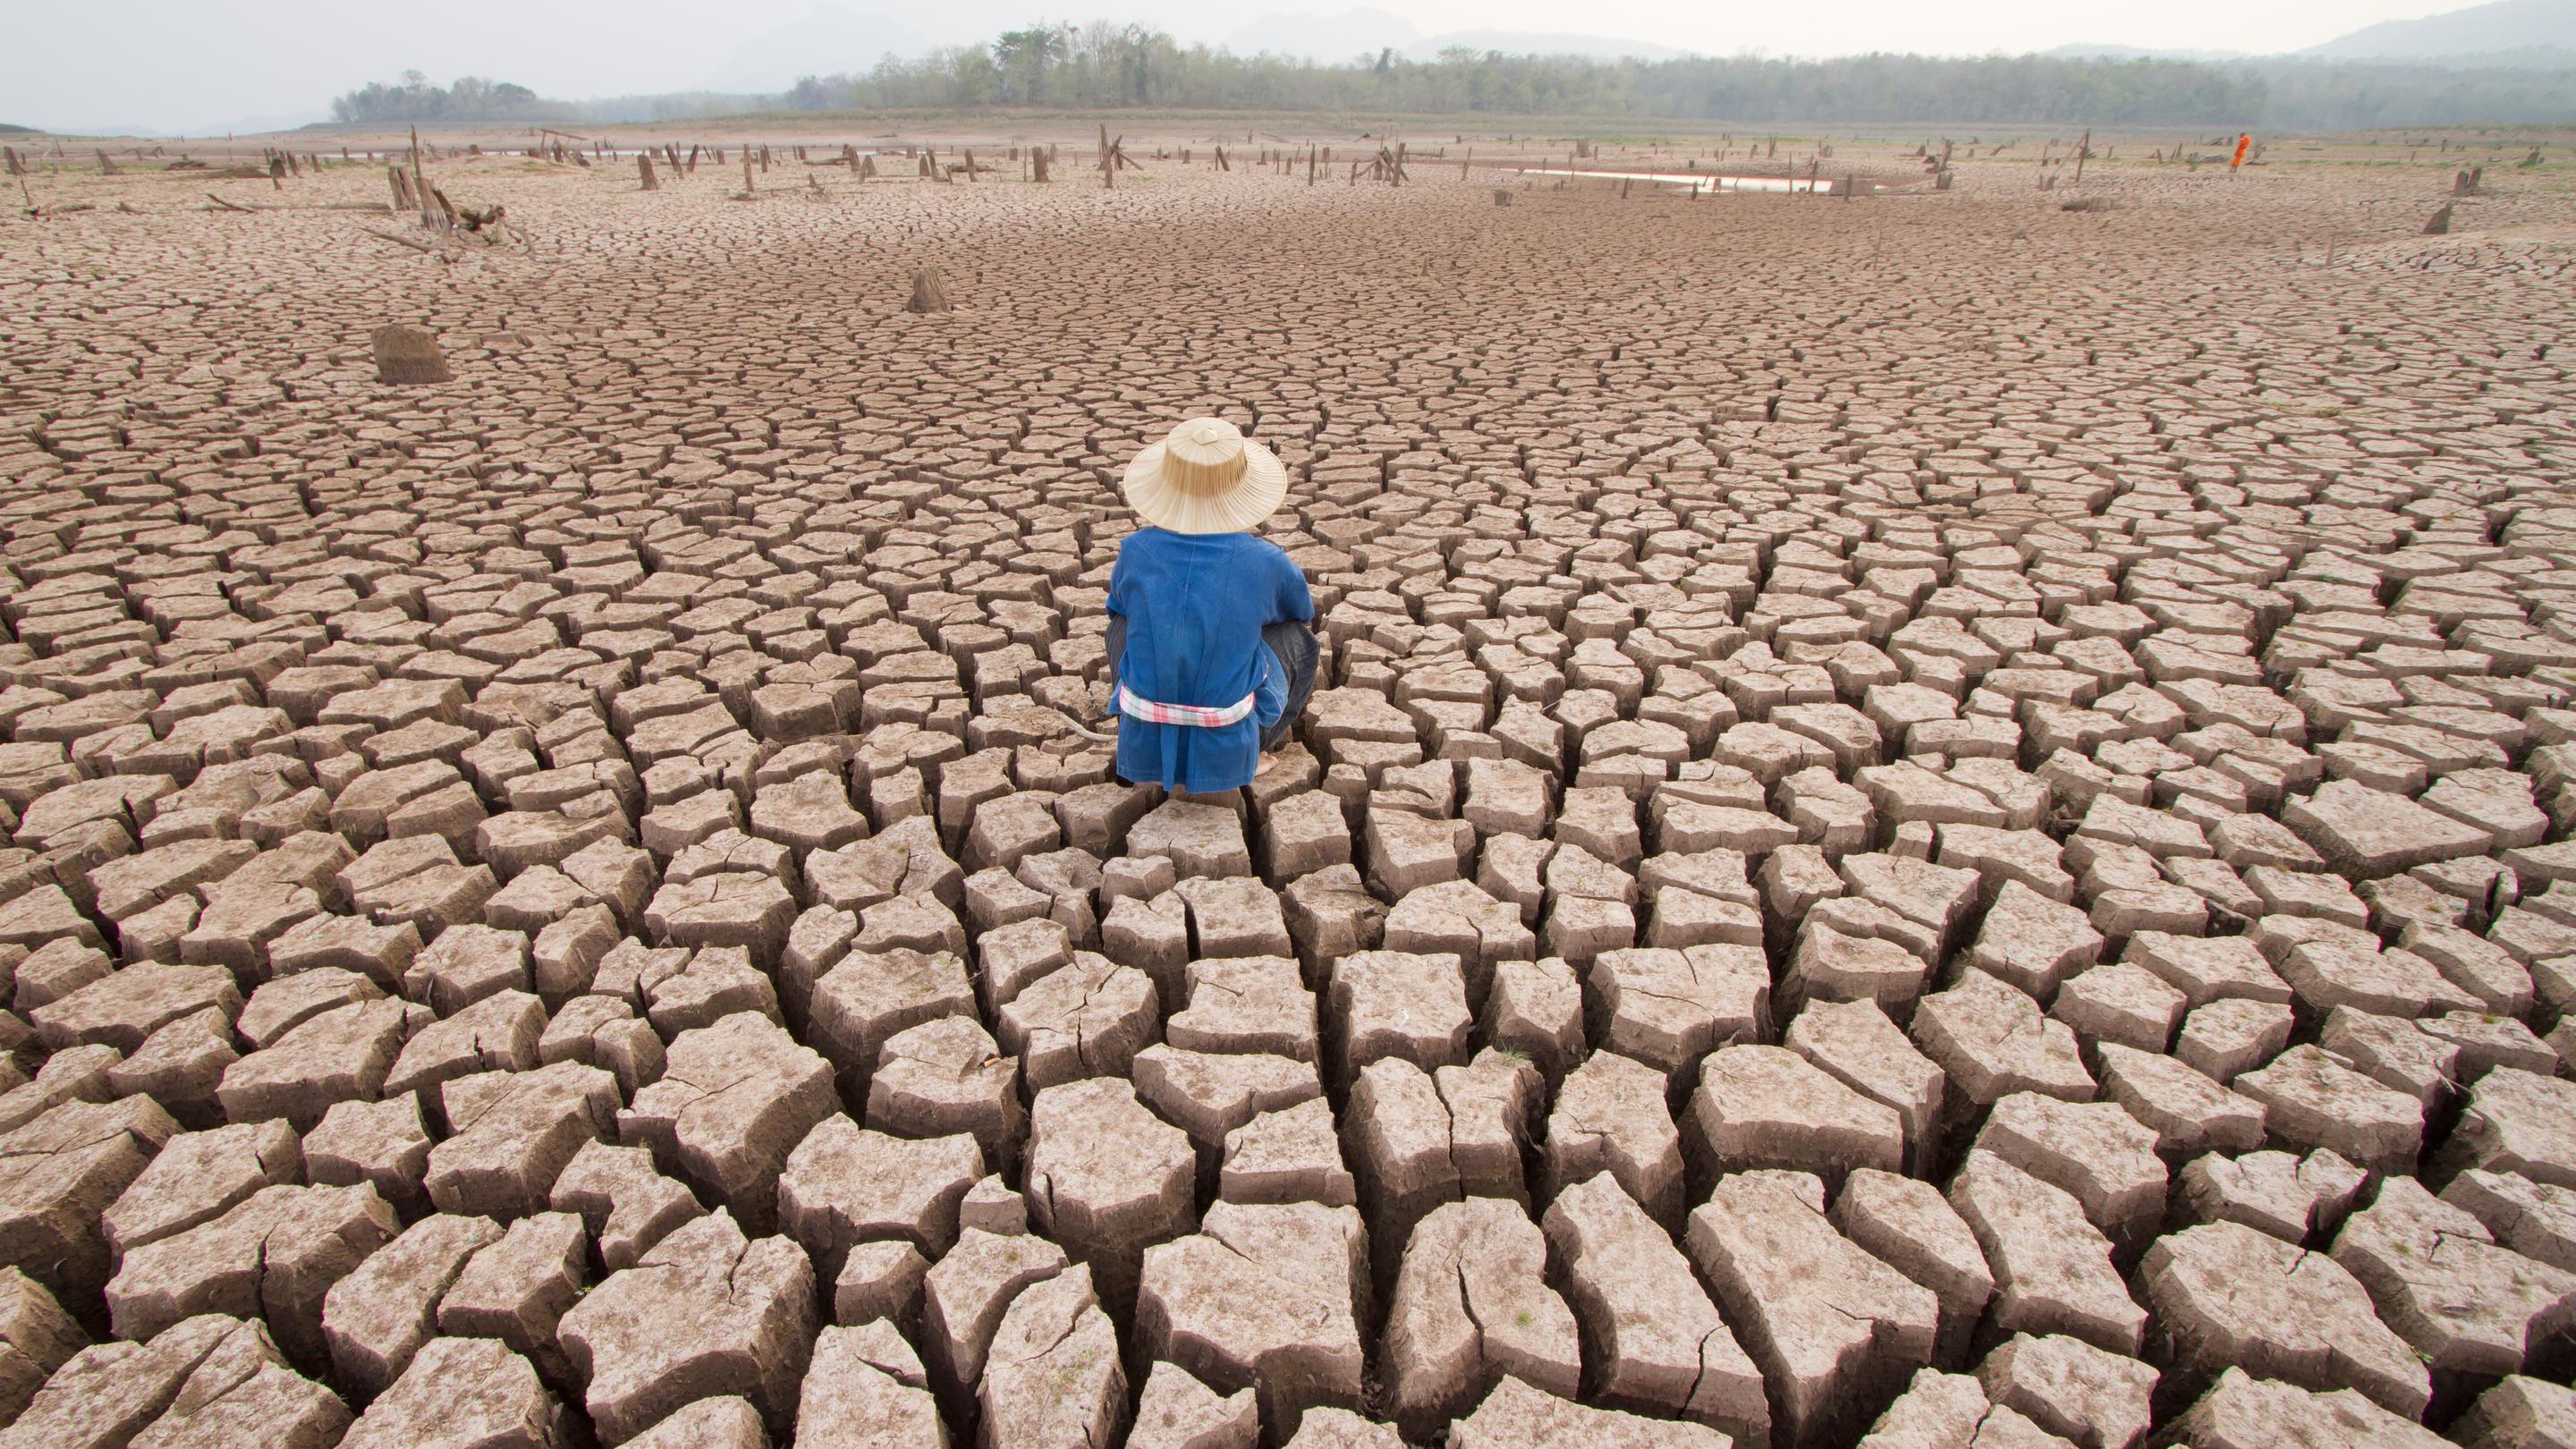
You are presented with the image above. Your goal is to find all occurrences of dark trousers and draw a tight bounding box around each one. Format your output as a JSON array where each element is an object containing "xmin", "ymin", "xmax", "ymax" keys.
[{"xmin": 1105, "ymin": 616, "xmax": 1319, "ymax": 752}]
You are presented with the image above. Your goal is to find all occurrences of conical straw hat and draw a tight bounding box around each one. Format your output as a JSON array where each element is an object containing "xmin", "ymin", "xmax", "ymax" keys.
[{"xmin": 1123, "ymin": 417, "xmax": 1288, "ymax": 535}]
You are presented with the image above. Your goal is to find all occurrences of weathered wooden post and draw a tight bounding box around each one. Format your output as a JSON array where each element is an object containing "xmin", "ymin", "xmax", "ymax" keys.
[
  {"xmin": 639, "ymin": 152, "xmax": 658, "ymax": 191},
  {"xmin": 906, "ymin": 266, "xmax": 952, "ymax": 312},
  {"xmin": 1032, "ymin": 148, "xmax": 1050, "ymax": 182},
  {"xmin": 2425, "ymin": 201, "xmax": 2453, "ymax": 234},
  {"xmin": 2074, "ymin": 128, "xmax": 2090, "ymax": 182},
  {"xmin": 742, "ymin": 149, "xmax": 754, "ymax": 192},
  {"xmin": 410, "ymin": 126, "xmax": 435, "ymax": 227}
]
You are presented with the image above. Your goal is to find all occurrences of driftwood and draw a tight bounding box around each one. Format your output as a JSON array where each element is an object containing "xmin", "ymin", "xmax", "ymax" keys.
[
  {"xmin": 363, "ymin": 227, "xmax": 440, "ymax": 253},
  {"xmin": 905, "ymin": 266, "xmax": 952, "ymax": 314}
]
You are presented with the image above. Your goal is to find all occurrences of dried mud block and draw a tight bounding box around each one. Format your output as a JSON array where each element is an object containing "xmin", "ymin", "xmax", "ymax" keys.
[
  {"xmin": 2452, "ymin": 1376, "xmax": 2576, "ymax": 1449},
  {"xmin": 372, "ymin": 325, "xmax": 453, "ymax": 386},
  {"xmin": 778, "ymin": 1114, "xmax": 979, "ymax": 1269},
  {"xmin": 1326, "ymin": 949, "xmax": 1470, "ymax": 1085},
  {"xmin": 0, "ymin": 1095, "xmax": 179, "ymax": 1307},
  {"xmin": 1130, "ymin": 800, "xmax": 1253, "ymax": 878},
  {"xmin": 1136, "ymin": 1199, "xmax": 1366, "ymax": 1439},
  {"xmin": 0, "ymin": 1265, "xmax": 84, "ymax": 1423},
  {"xmin": 1130, "ymin": 1359, "xmax": 1256, "ymax": 1449},
  {"xmin": 1950, "ymin": 1151, "xmax": 2145, "ymax": 1356},
  {"xmin": 2141, "ymin": 1220, "xmax": 2428, "ymax": 1419},
  {"xmin": 978, "ymin": 1261, "xmax": 1125, "ymax": 1448},
  {"xmin": 1282, "ymin": 867, "xmax": 1387, "ymax": 973},
  {"xmin": 2094, "ymin": 1043, "xmax": 2266, "ymax": 1157},
  {"xmin": 29, "ymin": 961, "xmax": 239, "ymax": 1054},
  {"xmin": 1686, "ymin": 1169, "xmax": 1937, "ymax": 1449},
  {"xmin": 833, "ymin": 1240, "xmax": 928, "ymax": 1331},
  {"xmin": 105, "ymin": 1008, "xmax": 236, "ymax": 1130},
  {"xmin": 1975, "ymin": 1332, "xmax": 2156, "ymax": 1449},
  {"xmin": 1380, "ymin": 881, "xmax": 1533, "ymax": 996},
  {"xmin": 1541, "ymin": 1049, "xmax": 1683, "ymax": 1226},
  {"xmin": 437, "ymin": 1210, "xmax": 589, "ymax": 1381},
  {"xmin": 1831, "ymin": 1168, "xmax": 1995, "ymax": 1369},
  {"xmin": 2166, "ymin": 1368, "xmax": 2453, "ymax": 1448},
  {"xmin": 2234, "ymin": 1045, "xmax": 2422, "ymax": 1175},
  {"xmin": 2174, "ymin": 997, "xmax": 2294, "ymax": 1084},
  {"xmin": 922, "ymin": 1226, "xmax": 1067, "ymax": 1401},
  {"xmin": 1857, "ymin": 1366, "xmax": 2075, "ymax": 1446},
  {"xmin": 555, "ymin": 1209, "xmax": 815, "ymax": 1444},
  {"xmin": 867, "ymin": 1014, "xmax": 1026, "ymax": 1173},
  {"xmin": 619, "ymin": 1012, "xmax": 835, "ymax": 1234},
  {"xmin": 807, "ymin": 945, "xmax": 975, "ymax": 1097},
  {"xmin": 2329, "ymin": 1175, "xmax": 2576, "ymax": 1378},
  {"xmin": 1133, "ymin": 1046, "xmax": 1319, "ymax": 1165},
  {"xmin": 1282, "ymin": 1406, "xmax": 1402, "ymax": 1447},
  {"xmin": 305, "ymin": 1095, "xmax": 433, "ymax": 1216},
  {"xmin": 1221, "ymin": 1097, "xmax": 1356, "ymax": 1208},
  {"xmin": 382, "ymin": 987, "xmax": 545, "ymax": 1098},
  {"xmin": 2436, "ymin": 1066, "xmax": 2576, "ymax": 1190},
  {"xmin": 1002, "ymin": 953, "xmax": 1161, "ymax": 1089},
  {"xmin": 108, "ymin": 1181, "xmax": 399, "ymax": 1364},
  {"xmin": 1588, "ymin": 945, "xmax": 1767, "ymax": 1075},
  {"xmin": 102, "ymin": 1119, "xmax": 301, "ymax": 1258},
  {"xmin": 795, "ymin": 1320, "xmax": 937, "ymax": 1446},
  {"xmin": 1685, "ymin": 1044, "xmax": 1903, "ymax": 1191},
  {"xmin": 2284, "ymin": 780, "xmax": 2492, "ymax": 879},
  {"xmin": 1784, "ymin": 996, "xmax": 1945, "ymax": 1171},
  {"xmin": 548, "ymin": 1138, "xmax": 705, "ymax": 1273},
  {"xmin": 2178, "ymin": 1148, "xmax": 2364, "ymax": 1243},
  {"xmin": 1168, "ymin": 954, "xmax": 1317, "ymax": 1061},
  {"xmin": 1447, "ymin": 1373, "xmax": 1734, "ymax": 1447},
  {"xmin": 1542, "ymin": 1172, "xmax": 1765, "ymax": 1441},
  {"xmin": 217, "ymin": 996, "xmax": 419, "ymax": 1131},
  {"xmin": 1972, "ymin": 1093, "xmax": 2167, "ymax": 1248},
  {"xmin": 1911, "ymin": 970, "xmax": 2092, "ymax": 1109},
  {"xmin": 1026, "ymin": 1076, "xmax": 1197, "ymax": 1308},
  {"xmin": 2445, "ymin": 1167, "xmax": 2576, "ymax": 1274},
  {"xmin": 322, "ymin": 1211, "xmax": 505, "ymax": 1401},
  {"xmin": 339, "ymin": 1335, "xmax": 564, "ymax": 1449},
  {"xmin": 1482, "ymin": 955, "xmax": 1584, "ymax": 1084},
  {"xmin": 1382, "ymin": 1196, "xmax": 1578, "ymax": 1437},
  {"xmin": 428, "ymin": 1059, "xmax": 620, "ymax": 1221}
]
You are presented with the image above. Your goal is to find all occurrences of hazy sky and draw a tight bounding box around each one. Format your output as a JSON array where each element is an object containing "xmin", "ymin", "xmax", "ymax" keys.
[{"xmin": 4, "ymin": 0, "xmax": 2483, "ymax": 134}]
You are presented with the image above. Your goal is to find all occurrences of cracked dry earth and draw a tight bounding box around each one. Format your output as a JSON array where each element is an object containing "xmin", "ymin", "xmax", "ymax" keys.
[{"xmin": 1, "ymin": 135, "xmax": 2575, "ymax": 1449}]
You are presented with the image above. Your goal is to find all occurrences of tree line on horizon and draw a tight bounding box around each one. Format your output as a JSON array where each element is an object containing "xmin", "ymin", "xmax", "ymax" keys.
[{"xmin": 327, "ymin": 26, "xmax": 2576, "ymax": 131}]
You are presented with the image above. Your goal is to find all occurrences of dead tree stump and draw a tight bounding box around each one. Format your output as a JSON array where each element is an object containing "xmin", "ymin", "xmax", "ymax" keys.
[
  {"xmin": 1492, "ymin": 188, "xmax": 1513, "ymax": 207},
  {"xmin": 372, "ymin": 326, "xmax": 452, "ymax": 385},
  {"xmin": 639, "ymin": 153, "xmax": 658, "ymax": 191},
  {"xmin": 1032, "ymin": 148, "xmax": 1050, "ymax": 182},
  {"xmin": 2425, "ymin": 202, "xmax": 2454, "ymax": 235},
  {"xmin": 906, "ymin": 267, "xmax": 952, "ymax": 314}
]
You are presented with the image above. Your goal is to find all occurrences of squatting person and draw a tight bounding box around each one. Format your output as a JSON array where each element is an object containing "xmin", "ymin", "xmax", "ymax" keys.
[{"xmin": 1102, "ymin": 416, "xmax": 1318, "ymax": 794}]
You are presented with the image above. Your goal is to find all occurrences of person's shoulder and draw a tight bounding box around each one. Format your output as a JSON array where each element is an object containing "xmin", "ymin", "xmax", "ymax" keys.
[{"xmin": 1228, "ymin": 531, "xmax": 1295, "ymax": 564}]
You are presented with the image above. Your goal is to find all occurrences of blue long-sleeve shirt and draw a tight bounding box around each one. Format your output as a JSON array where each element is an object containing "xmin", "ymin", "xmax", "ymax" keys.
[{"xmin": 1107, "ymin": 528, "xmax": 1315, "ymax": 794}]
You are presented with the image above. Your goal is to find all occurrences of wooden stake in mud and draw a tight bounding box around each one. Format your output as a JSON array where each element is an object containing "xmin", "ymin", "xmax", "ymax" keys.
[
  {"xmin": 386, "ymin": 165, "xmax": 411, "ymax": 209},
  {"xmin": 906, "ymin": 266, "xmax": 952, "ymax": 313},
  {"xmin": 639, "ymin": 152, "xmax": 658, "ymax": 191},
  {"xmin": 1100, "ymin": 124, "xmax": 1114, "ymax": 190},
  {"xmin": 96, "ymin": 149, "xmax": 119, "ymax": 175},
  {"xmin": 1307, "ymin": 146, "xmax": 1316, "ymax": 185},
  {"xmin": 409, "ymin": 125, "xmax": 435, "ymax": 228},
  {"xmin": 2, "ymin": 147, "xmax": 21, "ymax": 177},
  {"xmin": 2074, "ymin": 128, "xmax": 2090, "ymax": 183},
  {"xmin": 742, "ymin": 149, "xmax": 753, "ymax": 193},
  {"xmin": 1032, "ymin": 148, "xmax": 1049, "ymax": 182}
]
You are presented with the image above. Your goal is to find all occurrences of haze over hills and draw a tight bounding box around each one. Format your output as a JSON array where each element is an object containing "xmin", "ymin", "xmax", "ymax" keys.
[{"xmin": 2302, "ymin": 0, "xmax": 2576, "ymax": 57}]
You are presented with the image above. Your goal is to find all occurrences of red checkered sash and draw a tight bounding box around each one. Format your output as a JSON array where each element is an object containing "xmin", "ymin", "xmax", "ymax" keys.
[{"xmin": 1116, "ymin": 682, "xmax": 1257, "ymax": 728}]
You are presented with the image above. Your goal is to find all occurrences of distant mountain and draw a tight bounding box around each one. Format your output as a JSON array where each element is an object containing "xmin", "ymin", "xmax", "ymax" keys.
[
  {"xmin": 1225, "ymin": 8, "xmax": 1419, "ymax": 62},
  {"xmin": 2303, "ymin": 0, "xmax": 2576, "ymax": 60},
  {"xmin": 0, "ymin": 123, "xmax": 37, "ymax": 135},
  {"xmin": 706, "ymin": 4, "xmax": 927, "ymax": 91},
  {"xmin": 2042, "ymin": 44, "xmax": 2252, "ymax": 62},
  {"xmin": 1404, "ymin": 30, "xmax": 1694, "ymax": 62}
]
